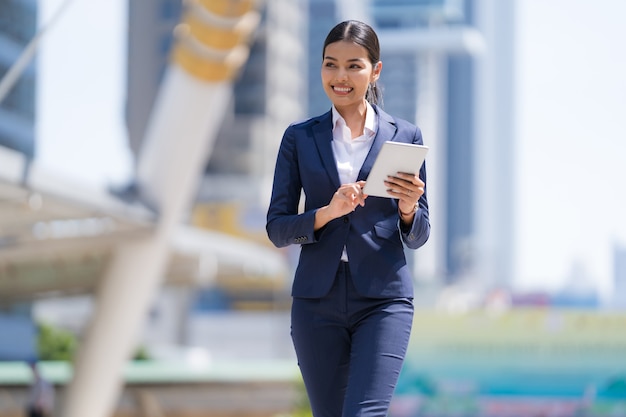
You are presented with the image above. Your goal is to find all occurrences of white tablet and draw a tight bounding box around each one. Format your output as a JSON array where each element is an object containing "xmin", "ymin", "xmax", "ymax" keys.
[{"xmin": 362, "ymin": 141, "xmax": 429, "ymax": 198}]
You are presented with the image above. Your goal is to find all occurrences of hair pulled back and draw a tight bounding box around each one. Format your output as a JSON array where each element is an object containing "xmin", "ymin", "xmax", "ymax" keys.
[{"xmin": 323, "ymin": 20, "xmax": 383, "ymax": 106}]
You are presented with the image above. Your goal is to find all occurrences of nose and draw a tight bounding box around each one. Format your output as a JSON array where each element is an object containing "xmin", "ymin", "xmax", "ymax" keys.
[{"xmin": 336, "ymin": 67, "xmax": 348, "ymax": 81}]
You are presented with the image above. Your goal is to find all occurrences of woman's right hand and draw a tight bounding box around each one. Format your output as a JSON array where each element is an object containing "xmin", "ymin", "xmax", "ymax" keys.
[{"xmin": 314, "ymin": 181, "xmax": 367, "ymax": 230}]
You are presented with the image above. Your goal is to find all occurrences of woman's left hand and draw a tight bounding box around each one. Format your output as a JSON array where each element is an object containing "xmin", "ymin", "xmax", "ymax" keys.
[{"xmin": 385, "ymin": 172, "xmax": 425, "ymax": 214}]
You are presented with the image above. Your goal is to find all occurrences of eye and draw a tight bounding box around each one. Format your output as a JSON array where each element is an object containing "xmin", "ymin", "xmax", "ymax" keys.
[
  {"xmin": 350, "ymin": 64, "xmax": 363, "ymax": 69},
  {"xmin": 324, "ymin": 62, "xmax": 336, "ymax": 68}
]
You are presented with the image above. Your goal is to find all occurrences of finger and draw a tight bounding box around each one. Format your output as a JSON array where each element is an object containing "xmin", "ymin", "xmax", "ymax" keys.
[
  {"xmin": 386, "ymin": 188, "xmax": 409, "ymax": 200},
  {"xmin": 396, "ymin": 172, "xmax": 418, "ymax": 183},
  {"xmin": 384, "ymin": 177, "xmax": 403, "ymax": 190},
  {"xmin": 348, "ymin": 183, "xmax": 366, "ymax": 206},
  {"xmin": 340, "ymin": 185, "xmax": 364, "ymax": 209},
  {"xmin": 387, "ymin": 176, "xmax": 416, "ymax": 192}
]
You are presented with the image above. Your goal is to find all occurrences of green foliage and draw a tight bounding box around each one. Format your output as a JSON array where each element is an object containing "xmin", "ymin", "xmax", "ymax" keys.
[
  {"xmin": 36, "ymin": 322, "xmax": 77, "ymax": 361},
  {"xmin": 36, "ymin": 322, "xmax": 150, "ymax": 362},
  {"xmin": 291, "ymin": 377, "xmax": 313, "ymax": 417},
  {"xmin": 132, "ymin": 345, "xmax": 150, "ymax": 361}
]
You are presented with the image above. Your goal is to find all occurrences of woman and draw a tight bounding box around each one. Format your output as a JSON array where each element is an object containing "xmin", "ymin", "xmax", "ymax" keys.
[{"xmin": 266, "ymin": 20, "xmax": 430, "ymax": 417}]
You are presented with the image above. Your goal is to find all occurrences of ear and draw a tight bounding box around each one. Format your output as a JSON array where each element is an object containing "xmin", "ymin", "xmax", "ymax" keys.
[{"xmin": 371, "ymin": 61, "xmax": 382, "ymax": 82}]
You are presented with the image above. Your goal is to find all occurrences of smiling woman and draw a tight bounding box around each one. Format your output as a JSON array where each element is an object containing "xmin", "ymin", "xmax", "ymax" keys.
[
  {"xmin": 266, "ymin": 20, "xmax": 431, "ymax": 417},
  {"xmin": 321, "ymin": 40, "xmax": 381, "ymax": 114}
]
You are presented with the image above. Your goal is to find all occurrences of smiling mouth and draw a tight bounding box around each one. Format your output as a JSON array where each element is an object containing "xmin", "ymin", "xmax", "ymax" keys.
[{"xmin": 333, "ymin": 86, "xmax": 353, "ymax": 94}]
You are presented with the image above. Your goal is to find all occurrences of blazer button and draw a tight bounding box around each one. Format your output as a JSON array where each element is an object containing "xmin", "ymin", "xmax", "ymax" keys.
[{"xmin": 343, "ymin": 216, "xmax": 349, "ymax": 224}]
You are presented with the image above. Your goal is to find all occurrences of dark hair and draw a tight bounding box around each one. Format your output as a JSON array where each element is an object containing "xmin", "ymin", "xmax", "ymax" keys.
[{"xmin": 323, "ymin": 20, "xmax": 383, "ymax": 106}]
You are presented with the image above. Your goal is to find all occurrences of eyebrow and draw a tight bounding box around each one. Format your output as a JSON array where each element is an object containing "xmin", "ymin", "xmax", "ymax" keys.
[{"xmin": 323, "ymin": 56, "xmax": 365, "ymax": 63}]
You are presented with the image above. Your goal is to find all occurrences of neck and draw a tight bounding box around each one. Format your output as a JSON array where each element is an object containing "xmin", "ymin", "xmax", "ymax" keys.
[{"xmin": 336, "ymin": 101, "xmax": 368, "ymax": 139}]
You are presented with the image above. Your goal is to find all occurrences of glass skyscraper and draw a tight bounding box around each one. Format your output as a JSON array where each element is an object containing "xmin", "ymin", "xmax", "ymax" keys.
[{"xmin": 0, "ymin": 0, "xmax": 37, "ymax": 158}]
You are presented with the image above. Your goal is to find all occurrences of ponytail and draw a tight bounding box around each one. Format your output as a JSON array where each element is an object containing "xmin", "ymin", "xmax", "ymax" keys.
[{"xmin": 366, "ymin": 82, "xmax": 383, "ymax": 107}]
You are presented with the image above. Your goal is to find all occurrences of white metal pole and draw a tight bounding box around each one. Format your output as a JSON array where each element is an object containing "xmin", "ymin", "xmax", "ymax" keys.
[{"xmin": 62, "ymin": 71, "xmax": 233, "ymax": 417}]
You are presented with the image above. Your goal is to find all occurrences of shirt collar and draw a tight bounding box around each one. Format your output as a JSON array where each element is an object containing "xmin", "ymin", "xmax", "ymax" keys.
[{"xmin": 331, "ymin": 102, "xmax": 377, "ymax": 138}]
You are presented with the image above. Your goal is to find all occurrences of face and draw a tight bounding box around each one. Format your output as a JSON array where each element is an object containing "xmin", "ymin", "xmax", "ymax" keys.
[{"xmin": 321, "ymin": 40, "xmax": 381, "ymax": 111}]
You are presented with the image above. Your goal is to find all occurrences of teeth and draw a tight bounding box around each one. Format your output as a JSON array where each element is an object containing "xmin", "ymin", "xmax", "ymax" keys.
[{"xmin": 334, "ymin": 86, "xmax": 352, "ymax": 92}]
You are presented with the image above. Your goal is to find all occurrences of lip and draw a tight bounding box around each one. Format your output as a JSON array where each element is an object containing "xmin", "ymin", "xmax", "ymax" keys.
[{"xmin": 332, "ymin": 85, "xmax": 353, "ymax": 95}]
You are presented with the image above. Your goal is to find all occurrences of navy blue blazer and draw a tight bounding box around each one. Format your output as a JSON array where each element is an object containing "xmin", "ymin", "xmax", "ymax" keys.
[{"xmin": 266, "ymin": 105, "xmax": 430, "ymax": 299}]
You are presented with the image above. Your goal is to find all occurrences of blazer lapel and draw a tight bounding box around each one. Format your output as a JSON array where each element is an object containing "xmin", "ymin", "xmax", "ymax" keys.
[
  {"xmin": 312, "ymin": 110, "xmax": 341, "ymax": 189},
  {"xmin": 358, "ymin": 105, "xmax": 397, "ymax": 181}
]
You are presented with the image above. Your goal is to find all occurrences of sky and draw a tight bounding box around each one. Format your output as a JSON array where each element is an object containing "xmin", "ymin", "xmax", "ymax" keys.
[
  {"xmin": 36, "ymin": 0, "xmax": 132, "ymax": 187},
  {"xmin": 515, "ymin": 0, "xmax": 626, "ymax": 298},
  {"xmin": 34, "ymin": 0, "xmax": 626, "ymax": 297}
]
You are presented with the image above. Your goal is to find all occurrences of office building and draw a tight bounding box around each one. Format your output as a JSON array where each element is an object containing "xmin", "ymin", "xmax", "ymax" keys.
[
  {"xmin": 0, "ymin": 0, "xmax": 39, "ymax": 362},
  {"xmin": 0, "ymin": 0, "xmax": 37, "ymax": 159}
]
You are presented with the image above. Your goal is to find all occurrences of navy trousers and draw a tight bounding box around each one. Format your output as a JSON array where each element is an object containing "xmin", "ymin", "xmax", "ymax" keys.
[{"xmin": 291, "ymin": 262, "xmax": 414, "ymax": 417}]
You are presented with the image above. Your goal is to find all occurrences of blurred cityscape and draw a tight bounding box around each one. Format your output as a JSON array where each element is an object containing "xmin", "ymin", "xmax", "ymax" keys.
[{"xmin": 1, "ymin": 0, "xmax": 626, "ymax": 416}]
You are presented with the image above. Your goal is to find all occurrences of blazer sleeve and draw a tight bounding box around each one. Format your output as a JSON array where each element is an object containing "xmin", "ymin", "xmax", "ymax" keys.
[
  {"xmin": 266, "ymin": 125, "xmax": 319, "ymax": 248},
  {"xmin": 398, "ymin": 124, "xmax": 430, "ymax": 250}
]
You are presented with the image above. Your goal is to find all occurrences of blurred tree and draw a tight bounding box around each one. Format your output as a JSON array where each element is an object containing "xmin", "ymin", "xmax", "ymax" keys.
[
  {"xmin": 132, "ymin": 345, "xmax": 150, "ymax": 361},
  {"xmin": 36, "ymin": 322, "xmax": 76, "ymax": 361},
  {"xmin": 36, "ymin": 322, "xmax": 150, "ymax": 362}
]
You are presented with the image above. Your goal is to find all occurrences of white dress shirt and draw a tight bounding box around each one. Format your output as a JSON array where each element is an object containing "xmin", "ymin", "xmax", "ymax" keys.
[{"xmin": 331, "ymin": 102, "xmax": 378, "ymax": 261}]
